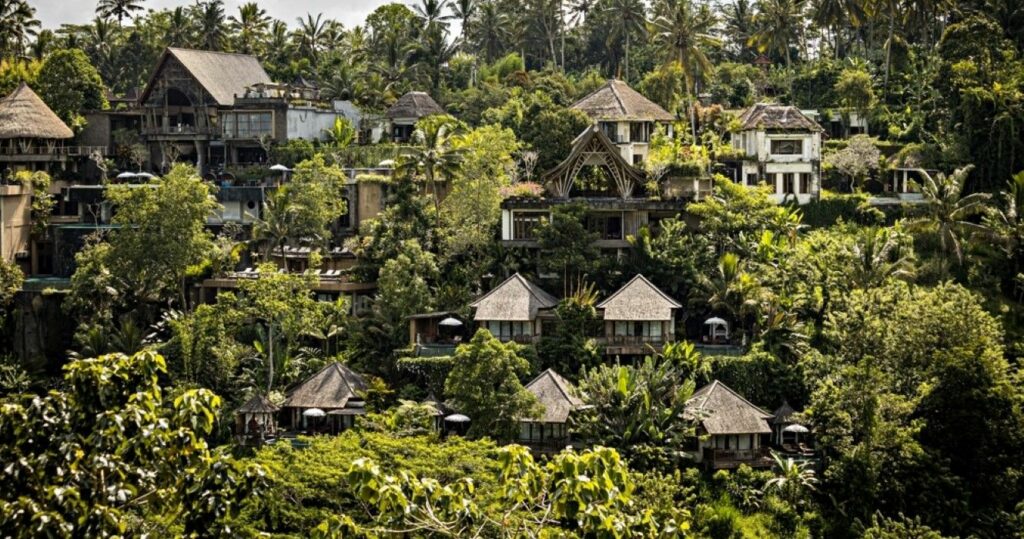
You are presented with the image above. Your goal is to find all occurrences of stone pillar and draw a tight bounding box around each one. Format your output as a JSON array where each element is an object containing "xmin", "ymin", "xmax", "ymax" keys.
[{"xmin": 195, "ymin": 140, "xmax": 206, "ymax": 175}]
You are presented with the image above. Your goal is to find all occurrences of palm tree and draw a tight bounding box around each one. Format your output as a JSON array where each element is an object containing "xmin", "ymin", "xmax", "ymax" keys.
[
  {"xmin": 750, "ymin": 0, "xmax": 806, "ymax": 67},
  {"xmin": 0, "ymin": 0, "xmax": 40, "ymax": 58},
  {"xmin": 162, "ymin": 6, "xmax": 192, "ymax": 47},
  {"xmin": 195, "ymin": 0, "xmax": 226, "ymax": 51},
  {"xmin": 229, "ymin": 2, "xmax": 270, "ymax": 55},
  {"xmin": 766, "ymin": 451, "xmax": 818, "ymax": 506},
  {"xmin": 470, "ymin": 1, "xmax": 510, "ymax": 61},
  {"xmin": 810, "ymin": 0, "xmax": 865, "ymax": 58},
  {"xmin": 295, "ymin": 13, "xmax": 326, "ymax": 62},
  {"xmin": 412, "ymin": 0, "xmax": 454, "ymax": 31},
  {"xmin": 451, "ymin": 0, "xmax": 477, "ymax": 44},
  {"xmin": 95, "ymin": 0, "xmax": 144, "ymax": 26},
  {"xmin": 604, "ymin": 0, "xmax": 647, "ymax": 80},
  {"xmin": 399, "ymin": 119, "xmax": 465, "ymax": 226},
  {"xmin": 849, "ymin": 225, "xmax": 915, "ymax": 288},
  {"xmin": 567, "ymin": 0, "xmax": 596, "ymax": 26},
  {"xmin": 907, "ymin": 166, "xmax": 992, "ymax": 266},
  {"xmin": 721, "ymin": 0, "xmax": 756, "ymax": 60},
  {"xmin": 408, "ymin": 25, "xmax": 459, "ymax": 92},
  {"xmin": 649, "ymin": 0, "xmax": 718, "ymax": 135}
]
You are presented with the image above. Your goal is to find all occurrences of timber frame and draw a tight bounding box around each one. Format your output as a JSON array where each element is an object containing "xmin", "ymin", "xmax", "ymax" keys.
[{"xmin": 542, "ymin": 125, "xmax": 647, "ymax": 200}]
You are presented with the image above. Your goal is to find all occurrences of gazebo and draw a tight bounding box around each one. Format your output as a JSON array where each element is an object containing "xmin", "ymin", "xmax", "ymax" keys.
[
  {"xmin": 703, "ymin": 317, "xmax": 730, "ymax": 344},
  {"xmin": 0, "ymin": 82, "xmax": 74, "ymax": 173},
  {"xmin": 234, "ymin": 394, "xmax": 279, "ymax": 442}
]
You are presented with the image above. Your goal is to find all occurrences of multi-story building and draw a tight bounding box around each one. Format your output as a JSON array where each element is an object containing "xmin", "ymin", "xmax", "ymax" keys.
[
  {"xmin": 570, "ymin": 79, "xmax": 675, "ymax": 165},
  {"xmin": 730, "ymin": 103, "xmax": 823, "ymax": 204}
]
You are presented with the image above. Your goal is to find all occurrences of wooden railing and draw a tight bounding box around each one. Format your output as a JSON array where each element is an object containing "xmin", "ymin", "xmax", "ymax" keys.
[
  {"xmin": 0, "ymin": 145, "xmax": 107, "ymax": 156},
  {"xmin": 141, "ymin": 125, "xmax": 218, "ymax": 136}
]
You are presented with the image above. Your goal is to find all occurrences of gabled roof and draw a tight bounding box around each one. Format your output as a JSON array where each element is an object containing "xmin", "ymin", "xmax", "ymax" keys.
[
  {"xmin": 386, "ymin": 91, "xmax": 444, "ymax": 119},
  {"xmin": 736, "ymin": 103, "xmax": 823, "ymax": 132},
  {"xmin": 542, "ymin": 125, "xmax": 648, "ymax": 198},
  {"xmin": 140, "ymin": 47, "xmax": 272, "ymax": 106},
  {"xmin": 571, "ymin": 79, "xmax": 674, "ymax": 122},
  {"xmin": 523, "ymin": 369, "xmax": 584, "ymax": 423},
  {"xmin": 471, "ymin": 273, "xmax": 558, "ymax": 321},
  {"xmin": 686, "ymin": 380, "xmax": 772, "ymax": 435},
  {"xmin": 0, "ymin": 83, "xmax": 73, "ymax": 140},
  {"xmin": 597, "ymin": 274, "xmax": 681, "ymax": 321},
  {"xmin": 236, "ymin": 394, "xmax": 280, "ymax": 414},
  {"xmin": 282, "ymin": 362, "xmax": 367, "ymax": 409}
]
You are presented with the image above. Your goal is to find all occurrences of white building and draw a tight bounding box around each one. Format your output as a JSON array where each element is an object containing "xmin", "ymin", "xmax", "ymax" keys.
[
  {"xmin": 570, "ymin": 80, "xmax": 675, "ymax": 165},
  {"xmin": 731, "ymin": 103, "xmax": 823, "ymax": 204}
]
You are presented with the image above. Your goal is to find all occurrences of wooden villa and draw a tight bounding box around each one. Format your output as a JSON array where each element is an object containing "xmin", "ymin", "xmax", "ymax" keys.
[
  {"xmin": 571, "ymin": 79, "xmax": 675, "ymax": 165},
  {"xmin": 518, "ymin": 369, "xmax": 585, "ymax": 451},
  {"xmin": 470, "ymin": 273, "xmax": 558, "ymax": 343},
  {"xmin": 685, "ymin": 380, "xmax": 774, "ymax": 469},
  {"xmin": 385, "ymin": 91, "xmax": 444, "ymax": 143},
  {"xmin": 280, "ymin": 362, "xmax": 367, "ymax": 434},
  {"xmin": 0, "ymin": 82, "xmax": 75, "ymax": 174},
  {"xmin": 597, "ymin": 274, "xmax": 681, "ymax": 356}
]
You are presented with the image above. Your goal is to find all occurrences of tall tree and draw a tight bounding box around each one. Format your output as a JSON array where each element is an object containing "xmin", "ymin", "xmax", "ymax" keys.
[
  {"xmin": 603, "ymin": 0, "xmax": 647, "ymax": 80},
  {"xmin": 195, "ymin": 0, "xmax": 226, "ymax": 50},
  {"xmin": 0, "ymin": 0, "xmax": 39, "ymax": 58},
  {"xmin": 295, "ymin": 13, "xmax": 327, "ymax": 63},
  {"xmin": 95, "ymin": 0, "xmax": 144, "ymax": 26},
  {"xmin": 399, "ymin": 116, "xmax": 464, "ymax": 225},
  {"xmin": 229, "ymin": 2, "xmax": 270, "ymax": 55},
  {"xmin": 751, "ymin": 0, "xmax": 806, "ymax": 66},
  {"xmin": 907, "ymin": 166, "xmax": 992, "ymax": 266}
]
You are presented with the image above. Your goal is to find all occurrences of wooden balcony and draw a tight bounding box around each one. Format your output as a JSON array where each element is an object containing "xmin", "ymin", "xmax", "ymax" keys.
[
  {"xmin": 600, "ymin": 335, "xmax": 668, "ymax": 356},
  {"xmin": 141, "ymin": 125, "xmax": 218, "ymax": 139},
  {"xmin": 0, "ymin": 145, "xmax": 107, "ymax": 162},
  {"xmin": 703, "ymin": 447, "xmax": 773, "ymax": 469}
]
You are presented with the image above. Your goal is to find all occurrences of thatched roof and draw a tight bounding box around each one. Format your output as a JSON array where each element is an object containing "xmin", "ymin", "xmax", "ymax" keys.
[
  {"xmin": 736, "ymin": 103, "xmax": 823, "ymax": 132},
  {"xmin": 0, "ymin": 83, "xmax": 73, "ymax": 140},
  {"xmin": 772, "ymin": 400, "xmax": 797, "ymax": 425},
  {"xmin": 236, "ymin": 394, "xmax": 279, "ymax": 415},
  {"xmin": 686, "ymin": 380, "xmax": 772, "ymax": 435},
  {"xmin": 386, "ymin": 91, "xmax": 444, "ymax": 119},
  {"xmin": 523, "ymin": 369, "xmax": 584, "ymax": 423},
  {"xmin": 140, "ymin": 47, "xmax": 271, "ymax": 106},
  {"xmin": 471, "ymin": 273, "xmax": 558, "ymax": 321},
  {"xmin": 571, "ymin": 79, "xmax": 674, "ymax": 122},
  {"xmin": 282, "ymin": 362, "xmax": 367, "ymax": 409},
  {"xmin": 597, "ymin": 274, "xmax": 681, "ymax": 321}
]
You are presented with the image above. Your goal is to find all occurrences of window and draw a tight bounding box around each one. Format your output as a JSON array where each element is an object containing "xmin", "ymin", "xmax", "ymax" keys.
[
  {"xmin": 587, "ymin": 214, "xmax": 623, "ymax": 240},
  {"xmin": 486, "ymin": 321, "xmax": 531, "ymax": 340},
  {"xmin": 613, "ymin": 321, "xmax": 663, "ymax": 338},
  {"xmin": 600, "ymin": 122, "xmax": 619, "ymax": 143},
  {"xmin": 223, "ymin": 111, "xmax": 273, "ymax": 139},
  {"xmin": 746, "ymin": 173, "xmax": 758, "ymax": 186},
  {"xmin": 512, "ymin": 212, "xmax": 544, "ymax": 240},
  {"xmin": 799, "ymin": 173, "xmax": 810, "ymax": 193},
  {"xmin": 632, "ymin": 154, "xmax": 644, "ymax": 165},
  {"xmin": 770, "ymin": 139, "xmax": 803, "ymax": 155},
  {"xmin": 630, "ymin": 122, "xmax": 651, "ymax": 143},
  {"xmin": 783, "ymin": 173, "xmax": 795, "ymax": 194}
]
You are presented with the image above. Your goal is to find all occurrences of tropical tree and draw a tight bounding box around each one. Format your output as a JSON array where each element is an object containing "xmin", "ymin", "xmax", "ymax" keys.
[
  {"xmin": 295, "ymin": 13, "xmax": 327, "ymax": 62},
  {"xmin": 907, "ymin": 166, "xmax": 991, "ymax": 266},
  {"xmin": 750, "ymin": 0, "xmax": 806, "ymax": 66},
  {"xmin": 848, "ymin": 224, "xmax": 915, "ymax": 288},
  {"xmin": 0, "ymin": 0, "xmax": 40, "ymax": 59},
  {"xmin": 604, "ymin": 0, "xmax": 647, "ymax": 80},
  {"xmin": 412, "ymin": 0, "xmax": 454, "ymax": 31},
  {"xmin": 451, "ymin": 0, "xmax": 477, "ymax": 44},
  {"xmin": 765, "ymin": 450, "xmax": 818, "ymax": 507},
  {"xmin": 721, "ymin": 0, "xmax": 756, "ymax": 60},
  {"xmin": 195, "ymin": 0, "xmax": 227, "ymax": 50},
  {"xmin": 650, "ymin": 0, "xmax": 719, "ymax": 96},
  {"xmin": 811, "ymin": 0, "xmax": 865, "ymax": 57},
  {"xmin": 470, "ymin": 1, "xmax": 510, "ymax": 61},
  {"xmin": 399, "ymin": 115, "xmax": 464, "ymax": 225},
  {"xmin": 229, "ymin": 2, "xmax": 270, "ymax": 55},
  {"xmin": 95, "ymin": 0, "xmax": 144, "ymax": 26}
]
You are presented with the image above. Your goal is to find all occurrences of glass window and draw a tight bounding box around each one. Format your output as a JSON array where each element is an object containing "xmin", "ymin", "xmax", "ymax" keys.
[
  {"xmin": 746, "ymin": 173, "xmax": 758, "ymax": 186},
  {"xmin": 223, "ymin": 114, "xmax": 236, "ymax": 137},
  {"xmin": 600, "ymin": 122, "xmax": 618, "ymax": 142},
  {"xmin": 512, "ymin": 212, "xmax": 544, "ymax": 240},
  {"xmin": 770, "ymin": 139, "xmax": 803, "ymax": 155},
  {"xmin": 615, "ymin": 321, "xmax": 628, "ymax": 336},
  {"xmin": 799, "ymin": 173, "xmax": 810, "ymax": 193},
  {"xmin": 783, "ymin": 173, "xmax": 795, "ymax": 194},
  {"xmin": 630, "ymin": 122, "xmax": 651, "ymax": 143}
]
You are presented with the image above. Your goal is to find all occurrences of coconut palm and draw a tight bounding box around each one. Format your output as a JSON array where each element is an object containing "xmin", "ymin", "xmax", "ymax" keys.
[
  {"xmin": 766, "ymin": 451, "xmax": 818, "ymax": 506},
  {"xmin": 907, "ymin": 166, "xmax": 992, "ymax": 266},
  {"xmin": 195, "ymin": 0, "xmax": 226, "ymax": 51},
  {"xmin": 849, "ymin": 224, "xmax": 915, "ymax": 288},
  {"xmin": 162, "ymin": 6, "xmax": 192, "ymax": 47},
  {"xmin": 604, "ymin": 0, "xmax": 647, "ymax": 81},
  {"xmin": 0, "ymin": 0, "xmax": 40, "ymax": 58},
  {"xmin": 96, "ymin": 0, "xmax": 144, "ymax": 26},
  {"xmin": 413, "ymin": 0, "xmax": 454, "ymax": 31},
  {"xmin": 295, "ymin": 13, "xmax": 327, "ymax": 62},
  {"xmin": 399, "ymin": 119, "xmax": 465, "ymax": 226},
  {"xmin": 649, "ymin": 0, "xmax": 719, "ymax": 113},
  {"xmin": 721, "ymin": 0, "xmax": 756, "ymax": 60},
  {"xmin": 451, "ymin": 0, "xmax": 477, "ymax": 44},
  {"xmin": 470, "ymin": 1, "xmax": 510, "ymax": 61},
  {"xmin": 408, "ymin": 25, "xmax": 459, "ymax": 92},
  {"xmin": 750, "ymin": 0, "xmax": 806, "ymax": 67},
  {"xmin": 229, "ymin": 2, "xmax": 270, "ymax": 55},
  {"xmin": 811, "ymin": 0, "xmax": 865, "ymax": 58}
]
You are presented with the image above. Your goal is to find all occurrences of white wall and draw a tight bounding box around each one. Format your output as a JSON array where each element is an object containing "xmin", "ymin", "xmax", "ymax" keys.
[{"xmin": 286, "ymin": 101, "xmax": 362, "ymax": 141}]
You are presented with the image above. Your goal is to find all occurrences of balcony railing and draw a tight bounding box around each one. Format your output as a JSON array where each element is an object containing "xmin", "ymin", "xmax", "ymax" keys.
[
  {"xmin": 704, "ymin": 447, "xmax": 772, "ymax": 469},
  {"xmin": 141, "ymin": 125, "xmax": 219, "ymax": 136},
  {"xmin": 0, "ymin": 145, "xmax": 107, "ymax": 157}
]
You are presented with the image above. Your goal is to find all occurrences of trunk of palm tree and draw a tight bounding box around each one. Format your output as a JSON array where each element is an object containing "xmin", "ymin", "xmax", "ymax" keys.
[
  {"xmin": 883, "ymin": 8, "xmax": 895, "ymax": 94},
  {"xmin": 559, "ymin": 0, "xmax": 566, "ymax": 70},
  {"xmin": 267, "ymin": 322, "xmax": 274, "ymax": 394},
  {"xmin": 624, "ymin": 32, "xmax": 630, "ymax": 81}
]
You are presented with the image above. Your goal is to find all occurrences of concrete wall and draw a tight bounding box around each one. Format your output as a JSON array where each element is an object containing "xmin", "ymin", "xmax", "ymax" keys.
[
  {"xmin": 356, "ymin": 181, "xmax": 384, "ymax": 230},
  {"xmin": 0, "ymin": 184, "xmax": 32, "ymax": 265}
]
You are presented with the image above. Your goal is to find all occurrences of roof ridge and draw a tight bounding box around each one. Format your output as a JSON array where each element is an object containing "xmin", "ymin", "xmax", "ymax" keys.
[
  {"xmin": 168, "ymin": 46, "xmax": 260, "ymax": 58},
  {"xmin": 608, "ymin": 80, "xmax": 627, "ymax": 116},
  {"xmin": 597, "ymin": 274, "xmax": 681, "ymax": 309},
  {"xmin": 709, "ymin": 379, "xmax": 772, "ymax": 417}
]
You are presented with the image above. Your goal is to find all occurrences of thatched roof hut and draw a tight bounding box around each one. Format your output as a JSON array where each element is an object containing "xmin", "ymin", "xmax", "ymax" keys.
[
  {"xmin": 386, "ymin": 91, "xmax": 444, "ymax": 120},
  {"xmin": 140, "ymin": 47, "xmax": 272, "ymax": 106},
  {"xmin": 597, "ymin": 274, "xmax": 681, "ymax": 321},
  {"xmin": 0, "ymin": 83, "xmax": 73, "ymax": 140},
  {"xmin": 771, "ymin": 400, "xmax": 797, "ymax": 425},
  {"xmin": 523, "ymin": 369, "xmax": 584, "ymax": 423},
  {"xmin": 236, "ymin": 394, "xmax": 280, "ymax": 415},
  {"xmin": 736, "ymin": 103, "xmax": 823, "ymax": 132},
  {"xmin": 571, "ymin": 80, "xmax": 674, "ymax": 122},
  {"xmin": 686, "ymin": 380, "xmax": 772, "ymax": 435},
  {"xmin": 282, "ymin": 362, "xmax": 367, "ymax": 410},
  {"xmin": 471, "ymin": 273, "xmax": 558, "ymax": 321}
]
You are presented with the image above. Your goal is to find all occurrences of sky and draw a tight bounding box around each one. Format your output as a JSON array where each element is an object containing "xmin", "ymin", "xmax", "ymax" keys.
[{"xmin": 30, "ymin": 0, "xmax": 397, "ymax": 31}]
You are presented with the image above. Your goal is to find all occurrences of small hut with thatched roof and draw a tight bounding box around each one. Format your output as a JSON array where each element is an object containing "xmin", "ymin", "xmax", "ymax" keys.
[
  {"xmin": 385, "ymin": 91, "xmax": 444, "ymax": 142},
  {"xmin": 470, "ymin": 273, "xmax": 558, "ymax": 343},
  {"xmin": 570, "ymin": 79, "xmax": 674, "ymax": 165},
  {"xmin": 685, "ymin": 380, "xmax": 774, "ymax": 469},
  {"xmin": 234, "ymin": 394, "xmax": 279, "ymax": 441},
  {"xmin": 597, "ymin": 274, "xmax": 681, "ymax": 356},
  {"xmin": 280, "ymin": 362, "xmax": 367, "ymax": 433},
  {"xmin": 518, "ymin": 369, "xmax": 585, "ymax": 451},
  {"xmin": 0, "ymin": 82, "xmax": 74, "ymax": 173}
]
